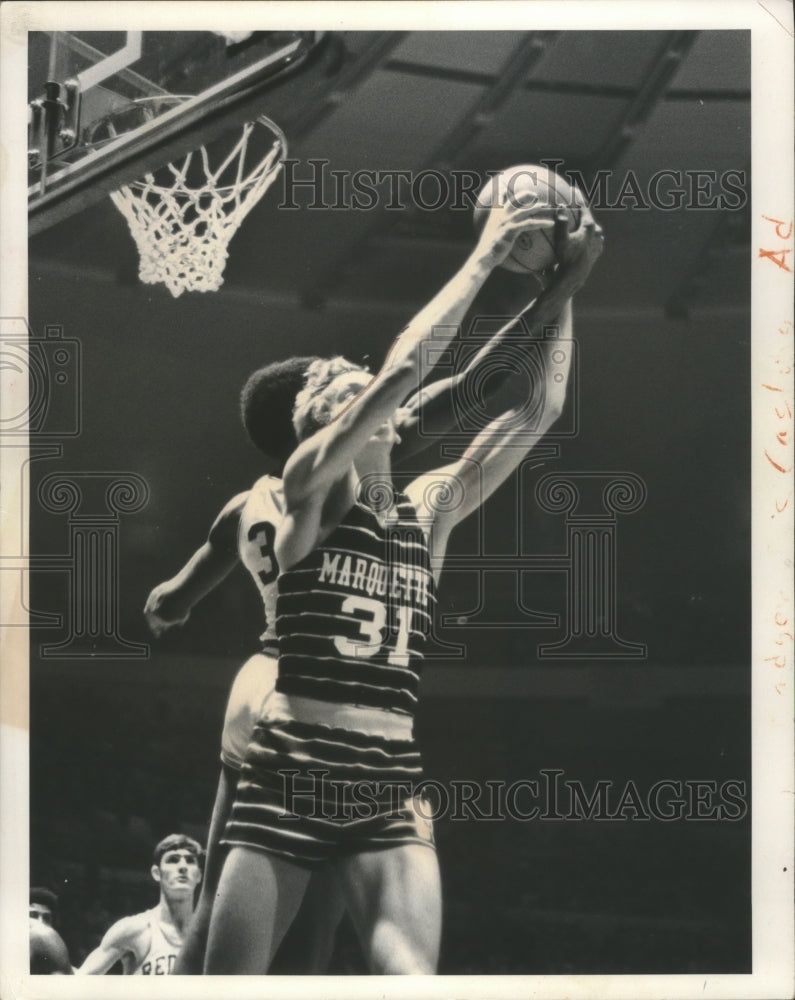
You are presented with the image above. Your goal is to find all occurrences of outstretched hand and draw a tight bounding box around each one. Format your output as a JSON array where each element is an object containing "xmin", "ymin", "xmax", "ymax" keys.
[
  {"xmin": 556, "ymin": 207, "xmax": 605, "ymax": 273},
  {"xmin": 473, "ymin": 195, "xmax": 556, "ymax": 270},
  {"xmin": 143, "ymin": 585, "xmax": 190, "ymax": 637},
  {"xmin": 512, "ymin": 210, "xmax": 604, "ymax": 331}
]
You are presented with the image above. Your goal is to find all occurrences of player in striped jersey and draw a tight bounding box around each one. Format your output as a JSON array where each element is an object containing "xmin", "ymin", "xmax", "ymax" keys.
[
  {"xmin": 205, "ymin": 201, "xmax": 603, "ymax": 973},
  {"xmin": 144, "ymin": 325, "xmax": 518, "ymax": 973},
  {"xmin": 145, "ymin": 267, "xmax": 569, "ymax": 973}
]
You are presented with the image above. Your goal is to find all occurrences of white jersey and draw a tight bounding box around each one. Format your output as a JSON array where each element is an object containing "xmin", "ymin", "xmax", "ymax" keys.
[
  {"xmin": 132, "ymin": 908, "xmax": 182, "ymax": 976},
  {"xmin": 238, "ymin": 475, "xmax": 284, "ymax": 645}
]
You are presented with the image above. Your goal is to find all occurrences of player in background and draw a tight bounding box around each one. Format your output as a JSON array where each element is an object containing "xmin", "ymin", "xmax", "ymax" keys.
[
  {"xmin": 146, "ymin": 240, "xmax": 587, "ymax": 973},
  {"xmin": 30, "ymin": 922, "xmax": 73, "ymax": 975},
  {"xmin": 203, "ymin": 202, "xmax": 603, "ymax": 973},
  {"xmin": 147, "ymin": 358, "xmax": 347, "ymax": 975},
  {"xmin": 29, "ymin": 888, "xmax": 74, "ymax": 974},
  {"xmin": 77, "ymin": 834, "xmax": 202, "ymax": 975},
  {"xmin": 29, "ymin": 887, "xmax": 59, "ymax": 928}
]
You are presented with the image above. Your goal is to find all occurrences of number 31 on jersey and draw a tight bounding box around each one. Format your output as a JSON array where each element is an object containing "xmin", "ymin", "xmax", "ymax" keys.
[{"xmin": 336, "ymin": 595, "xmax": 412, "ymax": 667}]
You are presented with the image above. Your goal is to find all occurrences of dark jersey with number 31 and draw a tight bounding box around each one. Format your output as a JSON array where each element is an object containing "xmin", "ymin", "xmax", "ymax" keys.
[{"xmin": 275, "ymin": 492, "xmax": 435, "ymax": 717}]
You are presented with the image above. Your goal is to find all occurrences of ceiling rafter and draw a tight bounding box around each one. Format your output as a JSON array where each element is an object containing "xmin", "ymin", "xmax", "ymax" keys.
[
  {"xmin": 664, "ymin": 166, "xmax": 751, "ymax": 319},
  {"xmin": 382, "ymin": 59, "xmax": 750, "ymax": 104},
  {"xmin": 588, "ymin": 30, "xmax": 700, "ymax": 171},
  {"xmin": 428, "ymin": 32, "xmax": 563, "ymax": 173},
  {"xmin": 303, "ymin": 31, "xmax": 562, "ymax": 308},
  {"xmin": 289, "ymin": 32, "xmax": 410, "ymax": 141}
]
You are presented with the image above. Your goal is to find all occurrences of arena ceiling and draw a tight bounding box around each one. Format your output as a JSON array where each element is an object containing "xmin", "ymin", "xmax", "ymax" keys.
[{"xmin": 30, "ymin": 29, "xmax": 751, "ymax": 319}]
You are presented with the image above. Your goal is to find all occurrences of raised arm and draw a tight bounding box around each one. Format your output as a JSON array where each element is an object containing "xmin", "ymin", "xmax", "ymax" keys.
[
  {"xmin": 143, "ymin": 493, "xmax": 247, "ymax": 636},
  {"xmin": 409, "ymin": 221, "xmax": 604, "ymax": 563},
  {"xmin": 394, "ymin": 209, "xmax": 600, "ymax": 463},
  {"xmin": 393, "ymin": 315, "xmax": 524, "ymax": 461},
  {"xmin": 281, "ymin": 199, "xmax": 554, "ymax": 506}
]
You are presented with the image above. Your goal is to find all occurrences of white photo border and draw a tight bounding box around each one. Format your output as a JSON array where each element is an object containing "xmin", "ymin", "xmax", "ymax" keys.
[{"xmin": 1, "ymin": 2, "xmax": 792, "ymax": 998}]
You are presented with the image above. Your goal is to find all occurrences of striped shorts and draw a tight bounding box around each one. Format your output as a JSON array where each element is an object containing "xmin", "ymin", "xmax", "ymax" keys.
[{"xmin": 222, "ymin": 710, "xmax": 436, "ymax": 868}]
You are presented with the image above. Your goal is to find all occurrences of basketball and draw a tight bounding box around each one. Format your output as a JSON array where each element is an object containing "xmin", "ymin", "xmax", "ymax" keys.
[{"xmin": 473, "ymin": 164, "xmax": 586, "ymax": 275}]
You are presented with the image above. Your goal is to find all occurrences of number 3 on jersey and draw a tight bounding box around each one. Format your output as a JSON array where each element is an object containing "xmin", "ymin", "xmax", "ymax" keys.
[
  {"xmin": 247, "ymin": 521, "xmax": 279, "ymax": 585},
  {"xmin": 336, "ymin": 595, "xmax": 411, "ymax": 666}
]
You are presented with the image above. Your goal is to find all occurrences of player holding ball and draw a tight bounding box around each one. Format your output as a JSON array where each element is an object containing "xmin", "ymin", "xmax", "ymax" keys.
[{"xmin": 204, "ymin": 178, "xmax": 603, "ymax": 975}]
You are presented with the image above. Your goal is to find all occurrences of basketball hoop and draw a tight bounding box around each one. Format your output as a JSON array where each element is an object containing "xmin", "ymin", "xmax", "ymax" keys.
[{"xmin": 84, "ymin": 97, "xmax": 287, "ymax": 297}]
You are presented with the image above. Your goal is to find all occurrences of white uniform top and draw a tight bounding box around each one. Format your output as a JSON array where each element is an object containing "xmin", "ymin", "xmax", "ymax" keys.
[
  {"xmin": 237, "ymin": 475, "xmax": 284, "ymax": 646},
  {"xmin": 132, "ymin": 908, "xmax": 182, "ymax": 976},
  {"xmin": 220, "ymin": 652, "xmax": 279, "ymax": 769},
  {"xmin": 221, "ymin": 476, "xmax": 284, "ymax": 770}
]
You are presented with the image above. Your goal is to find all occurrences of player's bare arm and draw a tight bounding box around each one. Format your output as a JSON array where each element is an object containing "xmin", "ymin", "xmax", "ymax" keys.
[
  {"xmin": 278, "ymin": 198, "xmax": 555, "ymax": 562},
  {"xmin": 76, "ymin": 913, "xmax": 149, "ymax": 975},
  {"xmin": 409, "ymin": 213, "xmax": 602, "ymax": 465},
  {"xmin": 143, "ymin": 492, "xmax": 249, "ymax": 636},
  {"xmin": 408, "ymin": 221, "xmax": 604, "ymax": 572},
  {"xmin": 395, "ymin": 208, "xmax": 601, "ymax": 456},
  {"xmin": 394, "ymin": 313, "xmax": 526, "ymax": 454}
]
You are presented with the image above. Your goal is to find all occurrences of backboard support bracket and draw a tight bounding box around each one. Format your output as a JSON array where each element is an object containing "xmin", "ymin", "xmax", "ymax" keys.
[{"xmin": 29, "ymin": 31, "xmax": 334, "ymax": 236}]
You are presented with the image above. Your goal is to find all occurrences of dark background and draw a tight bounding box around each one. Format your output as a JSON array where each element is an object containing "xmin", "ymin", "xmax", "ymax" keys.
[{"xmin": 27, "ymin": 29, "xmax": 750, "ymax": 973}]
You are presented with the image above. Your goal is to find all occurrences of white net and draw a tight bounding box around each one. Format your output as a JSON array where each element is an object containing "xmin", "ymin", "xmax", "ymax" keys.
[{"xmin": 109, "ymin": 118, "xmax": 286, "ymax": 297}]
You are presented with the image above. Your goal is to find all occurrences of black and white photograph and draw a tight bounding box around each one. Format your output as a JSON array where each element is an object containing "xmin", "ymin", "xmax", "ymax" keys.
[{"xmin": 1, "ymin": 2, "xmax": 793, "ymax": 998}]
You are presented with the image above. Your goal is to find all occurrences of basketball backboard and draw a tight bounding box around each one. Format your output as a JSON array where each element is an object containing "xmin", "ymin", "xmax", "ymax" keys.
[{"xmin": 28, "ymin": 30, "xmax": 335, "ymax": 233}]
